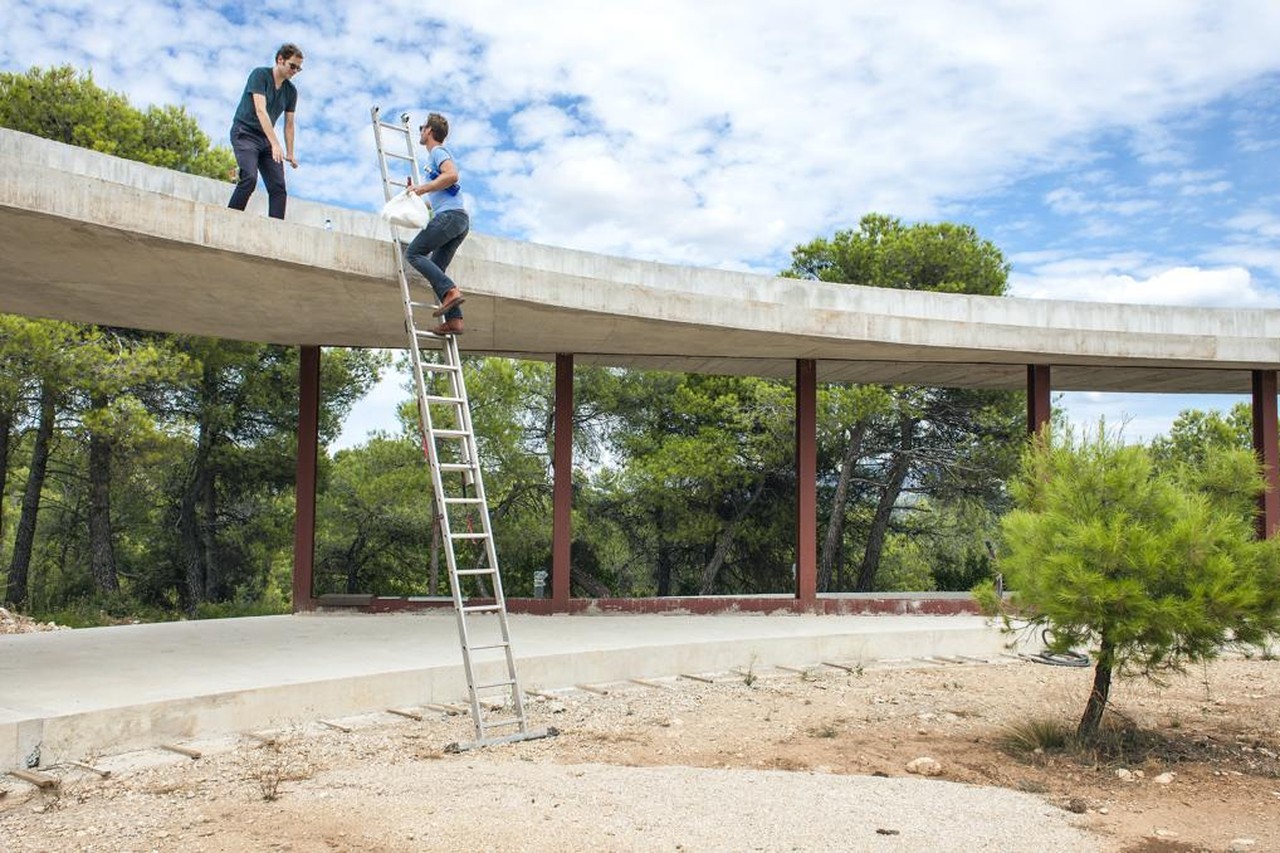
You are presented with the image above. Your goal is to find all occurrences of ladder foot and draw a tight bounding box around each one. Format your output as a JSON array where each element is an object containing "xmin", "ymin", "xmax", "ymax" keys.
[{"xmin": 443, "ymin": 726, "xmax": 560, "ymax": 754}]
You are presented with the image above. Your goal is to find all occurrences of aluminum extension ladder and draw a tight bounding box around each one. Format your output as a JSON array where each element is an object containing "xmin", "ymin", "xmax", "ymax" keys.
[{"xmin": 370, "ymin": 106, "xmax": 552, "ymax": 751}]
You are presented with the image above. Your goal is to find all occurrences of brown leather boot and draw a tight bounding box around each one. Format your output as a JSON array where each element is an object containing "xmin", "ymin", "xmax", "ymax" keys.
[
  {"xmin": 430, "ymin": 317, "xmax": 464, "ymax": 336},
  {"xmin": 432, "ymin": 288, "xmax": 465, "ymax": 317}
]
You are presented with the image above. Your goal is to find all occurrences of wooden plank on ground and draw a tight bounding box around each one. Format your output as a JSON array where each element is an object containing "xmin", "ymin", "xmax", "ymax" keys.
[
  {"xmin": 160, "ymin": 743, "xmax": 202, "ymax": 759},
  {"xmin": 386, "ymin": 708, "xmax": 424, "ymax": 721},
  {"xmin": 679, "ymin": 672, "xmax": 716, "ymax": 683},
  {"xmin": 575, "ymin": 683, "xmax": 609, "ymax": 696},
  {"xmin": 822, "ymin": 661, "xmax": 859, "ymax": 672},
  {"xmin": 68, "ymin": 760, "xmax": 111, "ymax": 778},
  {"xmin": 9, "ymin": 768, "xmax": 59, "ymax": 789},
  {"xmin": 425, "ymin": 702, "xmax": 467, "ymax": 715},
  {"xmin": 524, "ymin": 690, "xmax": 559, "ymax": 701},
  {"xmin": 629, "ymin": 677, "xmax": 674, "ymax": 691},
  {"xmin": 318, "ymin": 719, "xmax": 352, "ymax": 733}
]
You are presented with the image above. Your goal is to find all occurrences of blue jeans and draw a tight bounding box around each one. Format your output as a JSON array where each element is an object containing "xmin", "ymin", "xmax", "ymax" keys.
[
  {"xmin": 405, "ymin": 210, "xmax": 470, "ymax": 320},
  {"xmin": 228, "ymin": 128, "xmax": 287, "ymax": 220}
]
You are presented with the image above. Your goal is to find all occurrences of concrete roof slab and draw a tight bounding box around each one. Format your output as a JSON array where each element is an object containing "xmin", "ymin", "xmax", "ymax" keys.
[{"xmin": 2, "ymin": 127, "xmax": 1277, "ymax": 393}]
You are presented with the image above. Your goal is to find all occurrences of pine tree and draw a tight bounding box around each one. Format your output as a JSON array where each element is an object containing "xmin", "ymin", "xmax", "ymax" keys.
[{"xmin": 981, "ymin": 424, "xmax": 1280, "ymax": 739}]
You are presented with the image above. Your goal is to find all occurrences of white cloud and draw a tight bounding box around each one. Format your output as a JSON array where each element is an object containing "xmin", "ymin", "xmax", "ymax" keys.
[
  {"xmin": 6, "ymin": 0, "xmax": 1280, "ymax": 271},
  {"xmin": 1010, "ymin": 264, "xmax": 1278, "ymax": 308}
]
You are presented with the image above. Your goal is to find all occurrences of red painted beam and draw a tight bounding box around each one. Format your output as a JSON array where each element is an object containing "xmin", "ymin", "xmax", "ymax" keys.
[
  {"xmin": 551, "ymin": 353, "xmax": 574, "ymax": 610},
  {"xmin": 1027, "ymin": 365, "xmax": 1051, "ymax": 436},
  {"xmin": 1252, "ymin": 370, "xmax": 1279, "ymax": 539},
  {"xmin": 292, "ymin": 345, "xmax": 321, "ymax": 612},
  {"xmin": 795, "ymin": 359, "xmax": 817, "ymax": 603},
  {"xmin": 356, "ymin": 595, "xmax": 982, "ymax": 616}
]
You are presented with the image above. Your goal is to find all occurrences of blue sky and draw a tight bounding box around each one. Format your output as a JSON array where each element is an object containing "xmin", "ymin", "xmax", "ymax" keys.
[{"xmin": 4, "ymin": 1, "xmax": 1280, "ymax": 448}]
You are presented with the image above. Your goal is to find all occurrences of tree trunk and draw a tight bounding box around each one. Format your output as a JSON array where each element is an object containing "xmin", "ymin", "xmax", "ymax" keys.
[
  {"xmin": 87, "ymin": 393, "xmax": 120, "ymax": 594},
  {"xmin": 655, "ymin": 505, "xmax": 673, "ymax": 597},
  {"xmin": 0, "ymin": 406, "xmax": 11, "ymax": 553},
  {"xmin": 343, "ymin": 532, "xmax": 367, "ymax": 594},
  {"xmin": 6, "ymin": 383, "xmax": 56, "ymax": 608},
  {"xmin": 178, "ymin": 477, "xmax": 203, "ymax": 614},
  {"xmin": 854, "ymin": 415, "xmax": 915, "ymax": 592},
  {"xmin": 199, "ymin": 463, "xmax": 219, "ymax": 601},
  {"xmin": 819, "ymin": 420, "xmax": 868, "ymax": 592},
  {"xmin": 698, "ymin": 478, "xmax": 766, "ymax": 595},
  {"xmin": 1077, "ymin": 634, "xmax": 1114, "ymax": 740},
  {"xmin": 180, "ymin": 367, "xmax": 218, "ymax": 614},
  {"xmin": 570, "ymin": 563, "xmax": 612, "ymax": 598}
]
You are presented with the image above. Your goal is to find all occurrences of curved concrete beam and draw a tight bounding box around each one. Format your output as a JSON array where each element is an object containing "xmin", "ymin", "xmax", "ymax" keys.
[{"xmin": 2, "ymin": 127, "xmax": 1277, "ymax": 392}]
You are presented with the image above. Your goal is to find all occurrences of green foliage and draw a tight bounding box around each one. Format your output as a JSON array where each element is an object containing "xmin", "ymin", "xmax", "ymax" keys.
[
  {"xmin": 315, "ymin": 437, "xmax": 432, "ymax": 596},
  {"xmin": 784, "ymin": 213, "xmax": 1011, "ymax": 296},
  {"xmin": 0, "ymin": 65, "xmax": 235, "ymax": 180},
  {"xmin": 1148, "ymin": 404, "xmax": 1252, "ymax": 470},
  {"xmin": 988, "ymin": 423, "xmax": 1280, "ymax": 736}
]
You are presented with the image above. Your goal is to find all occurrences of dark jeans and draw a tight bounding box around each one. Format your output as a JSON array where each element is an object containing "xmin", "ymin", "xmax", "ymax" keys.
[
  {"xmin": 405, "ymin": 210, "xmax": 470, "ymax": 320},
  {"xmin": 228, "ymin": 128, "xmax": 287, "ymax": 220}
]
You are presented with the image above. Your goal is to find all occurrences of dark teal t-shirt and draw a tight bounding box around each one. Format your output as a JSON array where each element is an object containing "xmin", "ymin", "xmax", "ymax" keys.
[{"xmin": 231, "ymin": 67, "xmax": 297, "ymax": 136}]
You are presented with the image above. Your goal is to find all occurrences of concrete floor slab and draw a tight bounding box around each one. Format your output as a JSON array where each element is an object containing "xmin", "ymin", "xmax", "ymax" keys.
[{"xmin": 0, "ymin": 611, "xmax": 1015, "ymax": 769}]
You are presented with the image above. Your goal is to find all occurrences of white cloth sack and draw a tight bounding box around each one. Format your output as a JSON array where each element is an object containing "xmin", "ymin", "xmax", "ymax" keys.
[{"xmin": 380, "ymin": 190, "xmax": 431, "ymax": 229}]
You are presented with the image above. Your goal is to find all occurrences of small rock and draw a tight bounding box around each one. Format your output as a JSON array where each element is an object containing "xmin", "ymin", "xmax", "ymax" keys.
[
  {"xmin": 1064, "ymin": 798, "xmax": 1088, "ymax": 814},
  {"xmin": 1116, "ymin": 768, "xmax": 1134, "ymax": 781},
  {"xmin": 1228, "ymin": 839, "xmax": 1257, "ymax": 852},
  {"xmin": 906, "ymin": 756, "xmax": 942, "ymax": 776},
  {"xmin": 1153, "ymin": 772, "xmax": 1175, "ymax": 785},
  {"xmin": 1155, "ymin": 829, "xmax": 1178, "ymax": 838},
  {"xmin": 1098, "ymin": 807, "xmax": 1109, "ymax": 815}
]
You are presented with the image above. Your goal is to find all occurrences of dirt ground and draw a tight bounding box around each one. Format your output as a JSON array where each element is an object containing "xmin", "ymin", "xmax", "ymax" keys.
[{"xmin": 2, "ymin": 638, "xmax": 1278, "ymax": 852}]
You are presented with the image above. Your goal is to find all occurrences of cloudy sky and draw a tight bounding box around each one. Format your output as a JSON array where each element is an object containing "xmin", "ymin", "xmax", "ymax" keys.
[{"xmin": 4, "ymin": 1, "xmax": 1279, "ymax": 447}]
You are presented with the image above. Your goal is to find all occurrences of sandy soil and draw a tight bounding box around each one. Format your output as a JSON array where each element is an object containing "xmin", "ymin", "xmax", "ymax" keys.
[{"xmin": 2, "ymin": 647, "xmax": 1278, "ymax": 852}]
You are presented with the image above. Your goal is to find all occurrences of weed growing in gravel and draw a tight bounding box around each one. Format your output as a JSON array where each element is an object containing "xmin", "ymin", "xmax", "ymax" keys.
[
  {"xmin": 239, "ymin": 732, "xmax": 313, "ymax": 802},
  {"xmin": 805, "ymin": 718, "xmax": 842, "ymax": 739},
  {"xmin": 998, "ymin": 717, "xmax": 1070, "ymax": 756}
]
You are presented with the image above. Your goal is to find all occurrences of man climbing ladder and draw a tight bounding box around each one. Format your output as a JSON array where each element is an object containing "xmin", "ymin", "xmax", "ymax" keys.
[
  {"xmin": 404, "ymin": 111, "xmax": 468, "ymax": 336},
  {"xmin": 370, "ymin": 107, "xmax": 552, "ymax": 750}
]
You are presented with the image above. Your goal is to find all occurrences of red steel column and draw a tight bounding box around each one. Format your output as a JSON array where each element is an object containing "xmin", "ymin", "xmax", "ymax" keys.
[
  {"xmin": 292, "ymin": 345, "xmax": 321, "ymax": 611},
  {"xmin": 1027, "ymin": 365, "xmax": 1051, "ymax": 435},
  {"xmin": 795, "ymin": 359, "xmax": 817, "ymax": 603},
  {"xmin": 1252, "ymin": 370, "xmax": 1279, "ymax": 539},
  {"xmin": 552, "ymin": 353, "xmax": 574, "ymax": 610}
]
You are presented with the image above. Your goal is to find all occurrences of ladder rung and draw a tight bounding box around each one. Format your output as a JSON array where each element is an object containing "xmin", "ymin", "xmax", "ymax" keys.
[
  {"xmin": 438, "ymin": 463, "xmax": 477, "ymax": 472},
  {"xmin": 456, "ymin": 568, "xmax": 498, "ymax": 577},
  {"xmin": 377, "ymin": 120, "xmax": 411, "ymax": 132},
  {"xmin": 450, "ymin": 532, "xmax": 490, "ymax": 540},
  {"xmin": 443, "ymin": 496, "xmax": 483, "ymax": 505},
  {"xmin": 467, "ymin": 641, "xmax": 510, "ymax": 650},
  {"xmin": 416, "ymin": 363, "xmax": 461, "ymax": 374},
  {"xmin": 462, "ymin": 604, "xmax": 503, "ymax": 613},
  {"xmin": 383, "ymin": 151, "xmax": 414, "ymax": 161},
  {"xmin": 425, "ymin": 395, "xmax": 465, "ymax": 405},
  {"xmin": 479, "ymin": 717, "xmax": 525, "ymax": 729},
  {"xmin": 474, "ymin": 679, "xmax": 516, "ymax": 691},
  {"xmin": 433, "ymin": 429, "xmax": 468, "ymax": 438}
]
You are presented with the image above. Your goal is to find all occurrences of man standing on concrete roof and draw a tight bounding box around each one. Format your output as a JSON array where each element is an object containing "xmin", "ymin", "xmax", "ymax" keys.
[
  {"xmin": 405, "ymin": 112, "xmax": 468, "ymax": 336},
  {"xmin": 227, "ymin": 43, "xmax": 303, "ymax": 220}
]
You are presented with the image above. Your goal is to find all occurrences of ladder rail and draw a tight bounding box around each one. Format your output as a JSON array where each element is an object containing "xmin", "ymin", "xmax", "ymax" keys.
[{"xmin": 370, "ymin": 105, "xmax": 537, "ymax": 746}]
